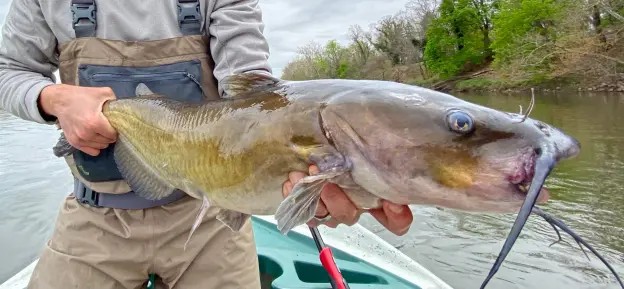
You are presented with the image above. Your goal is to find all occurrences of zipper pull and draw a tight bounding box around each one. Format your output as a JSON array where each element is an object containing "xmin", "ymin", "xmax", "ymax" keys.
[{"xmin": 185, "ymin": 73, "xmax": 208, "ymax": 99}]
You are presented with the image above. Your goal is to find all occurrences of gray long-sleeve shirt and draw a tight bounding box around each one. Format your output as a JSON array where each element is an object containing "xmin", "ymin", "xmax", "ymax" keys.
[{"xmin": 0, "ymin": 0, "xmax": 272, "ymax": 124}]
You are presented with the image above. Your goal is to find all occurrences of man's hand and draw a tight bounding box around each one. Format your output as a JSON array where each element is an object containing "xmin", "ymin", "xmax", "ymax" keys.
[
  {"xmin": 282, "ymin": 165, "xmax": 414, "ymax": 236},
  {"xmin": 39, "ymin": 84, "xmax": 118, "ymax": 156}
]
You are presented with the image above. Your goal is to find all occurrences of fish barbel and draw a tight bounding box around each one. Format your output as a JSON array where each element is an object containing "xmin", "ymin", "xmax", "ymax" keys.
[{"xmin": 52, "ymin": 72, "xmax": 622, "ymax": 288}]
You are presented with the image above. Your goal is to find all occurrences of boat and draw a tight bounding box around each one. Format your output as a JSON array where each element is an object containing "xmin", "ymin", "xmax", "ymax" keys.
[{"xmin": 0, "ymin": 215, "xmax": 454, "ymax": 289}]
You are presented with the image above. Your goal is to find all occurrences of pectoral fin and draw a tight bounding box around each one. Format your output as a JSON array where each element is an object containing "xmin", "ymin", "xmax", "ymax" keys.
[
  {"xmin": 184, "ymin": 195, "xmax": 211, "ymax": 251},
  {"xmin": 275, "ymin": 144, "xmax": 352, "ymax": 235},
  {"xmin": 217, "ymin": 209, "xmax": 251, "ymax": 232}
]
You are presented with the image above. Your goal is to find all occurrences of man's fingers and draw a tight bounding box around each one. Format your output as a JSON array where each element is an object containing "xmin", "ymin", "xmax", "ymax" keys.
[
  {"xmin": 75, "ymin": 137, "xmax": 111, "ymax": 151},
  {"xmin": 70, "ymin": 120, "xmax": 115, "ymax": 146},
  {"xmin": 309, "ymin": 164, "xmax": 360, "ymax": 226},
  {"xmin": 285, "ymin": 169, "xmax": 330, "ymax": 217},
  {"xmin": 314, "ymin": 199, "xmax": 328, "ymax": 218},
  {"xmin": 78, "ymin": 146, "xmax": 101, "ymax": 156},
  {"xmin": 309, "ymin": 165, "xmax": 320, "ymax": 175},
  {"xmin": 85, "ymin": 141, "xmax": 109, "ymax": 150},
  {"xmin": 282, "ymin": 171, "xmax": 307, "ymax": 198},
  {"xmin": 68, "ymin": 131, "xmax": 108, "ymax": 156},
  {"xmin": 91, "ymin": 134, "xmax": 116, "ymax": 144},
  {"xmin": 285, "ymin": 165, "xmax": 360, "ymax": 228},
  {"xmin": 282, "ymin": 180, "xmax": 293, "ymax": 198},
  {"xmin": 321, "ymin": 182, "xmax": 359, "ymax": 226},
  {"xmin": 369, "ymin": 201, "xmax": 413, "ymax": 236},
  {"xmin": 94, "ymin": 115, "xmax": 117, "ymax": 141},
  {"xmin": 306, "ymin": 165, "xmax": 330, "ymax": 217},
  {"xmin": 324, "ymin": 218, "xmax": 340, "ymax": 228},
  {"xmin": 306, "ymin": 206, "xmax": 339, "ymax": 229},
  {"xmin": 288, "ymin": 171, "xmax": 307, "ymax": 185},
  {"xmin": 315, "ymin": 201, "xmax": 328, "ymax": 218},
  {"xmin": 74, "ymin": 129, "xmax": 96, "ymax": 143}
]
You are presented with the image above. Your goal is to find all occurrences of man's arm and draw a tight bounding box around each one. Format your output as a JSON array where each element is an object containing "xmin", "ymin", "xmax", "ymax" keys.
[
  {"xmin": 0, "ymin": 0, "xmax": 116, "ymax": 156},
  {"xmin": 0, "ymin": 0, "xmax": 59, "ymax": 124},
  {"xmin": 208, "ymin": 0, "xmax": 273, "ymax": 97}
]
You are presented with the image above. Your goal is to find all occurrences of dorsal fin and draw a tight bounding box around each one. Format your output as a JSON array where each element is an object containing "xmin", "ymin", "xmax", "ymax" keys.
[
  {"xmin": 221, "ymin": 71, "xmax": 281, "ymax": 98},
  {"xmin": 133, "ymin": 83, "xmax": 169, "ymax": 101},
  {"xmin": 135, "ymin": 83, "xmax": 155, "ymax": 96}
]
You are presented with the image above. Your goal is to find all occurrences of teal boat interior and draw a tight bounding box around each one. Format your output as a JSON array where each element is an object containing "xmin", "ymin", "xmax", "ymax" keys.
[
  {"xmin": 143, "ymin": 216, "xmax": 421, "ymax": 289},
  {"xmin": 252, "ymin": 216, "xmax": 420, "ymax": 289}
]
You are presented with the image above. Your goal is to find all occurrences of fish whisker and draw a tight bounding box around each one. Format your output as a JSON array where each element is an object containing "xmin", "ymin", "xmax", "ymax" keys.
[
  {"xmin": 545, "ymin": 219, "xmax": 563, "ymax": 247},
  {"xmin": 541, "ymin": 212, "xmax": 590, "ymax": 261},
  {"xmin": 532, "ymin": 206, "xmax": 623, "ymax": 288},
  {"xmin": 514, "ymin": 88, "xmax": 535, "ymax": 123},
  {"xmin": 480, "ymin": 153, "xmax": 553, "ymax": 289}
]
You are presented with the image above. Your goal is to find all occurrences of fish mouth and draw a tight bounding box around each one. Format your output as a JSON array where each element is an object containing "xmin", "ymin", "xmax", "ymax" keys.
[{"xmin": 508, "ymin": 148, "xmax": 550, "ymax": 203}]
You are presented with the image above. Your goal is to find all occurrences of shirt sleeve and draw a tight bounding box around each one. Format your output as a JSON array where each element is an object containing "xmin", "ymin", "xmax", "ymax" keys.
[
  {"xmin": 208, "ymin": 0, "xmax": 273, "ymax": 97},
  {"xmin": 0, "ymin": 0, "xmax": 59, "ymax": 124}
]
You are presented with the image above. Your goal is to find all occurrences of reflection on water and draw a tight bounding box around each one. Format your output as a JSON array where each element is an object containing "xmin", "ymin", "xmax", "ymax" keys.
[{"xmin": 1, "ymin": 90, "xmax": 623, "ymax": 288}]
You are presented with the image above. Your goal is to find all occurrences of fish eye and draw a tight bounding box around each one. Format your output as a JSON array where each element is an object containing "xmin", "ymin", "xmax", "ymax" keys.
[{"xmin": 447, "ymin": 111, "xmax": 474, "ymax": 134}]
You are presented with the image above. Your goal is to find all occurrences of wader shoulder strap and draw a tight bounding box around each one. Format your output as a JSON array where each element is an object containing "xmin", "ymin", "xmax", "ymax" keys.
[
  {"xmin": 177, "ymin": 0, "xmax": 202, "ymax": 36},
  {"xmin": 70, "ymin": 0, "xmax": 203, "ymax": 38},
  {"xmin": 71, "ymin": 0, "xmax": 96, "ymax": 38}
]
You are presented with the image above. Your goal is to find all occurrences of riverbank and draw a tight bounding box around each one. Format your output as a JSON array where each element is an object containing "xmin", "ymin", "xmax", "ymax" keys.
[
  {"xmin": 280, "ymin": 0, "xmax": 624, "ymax": 97},
  {"xmin": 410, "ymin": 69, "xmax": 624, "ymax": 94}
]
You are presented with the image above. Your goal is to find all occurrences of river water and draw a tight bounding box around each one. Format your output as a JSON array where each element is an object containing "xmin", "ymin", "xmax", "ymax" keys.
[{"xmin": 0, "ymin": 90, "xmax": 623, "ymax": 289}]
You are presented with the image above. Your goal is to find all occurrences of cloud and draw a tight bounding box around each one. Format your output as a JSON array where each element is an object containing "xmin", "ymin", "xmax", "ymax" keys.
[
  {"xmin": 0, "ymin": 0, "xmax": 409, "ymax": 77},
  {"xmin": 0, "ymin": 0, "xmax": 11, "ymax": 43},
  {"xmin": 0, "ymin": 0, "xmax": 9, "ymax": 24},
  {"xmin": 261, "ymin": 0, "xmax": 409, "ymax": 76}
]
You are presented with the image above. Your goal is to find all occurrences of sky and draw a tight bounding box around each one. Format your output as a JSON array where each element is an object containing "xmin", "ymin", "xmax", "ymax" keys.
[
  {"xmin": 0, "ymin": 0, "xmax": 8, "ymax": 43},
  {"xmin": 0, "ymin": 0, "xmax": 410, "ymax": 77}
]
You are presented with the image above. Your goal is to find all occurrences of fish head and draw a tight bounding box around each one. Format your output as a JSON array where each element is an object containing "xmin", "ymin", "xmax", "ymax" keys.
[{"xmin": 320, "ymin": 81, "xmax": 580, "ymax": 213}]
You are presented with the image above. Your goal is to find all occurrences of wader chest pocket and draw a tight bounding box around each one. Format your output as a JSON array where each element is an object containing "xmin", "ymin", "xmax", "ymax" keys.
[
  {"xmin": 73, "ymin": 60, "xmax": 205, "ymax": 183},
  {"xmin": 78, "ymin": 60, "xmax": 205, "ymax": 102}
]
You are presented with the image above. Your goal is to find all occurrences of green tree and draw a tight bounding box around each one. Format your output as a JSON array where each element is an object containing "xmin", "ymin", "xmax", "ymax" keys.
[
  {"xmin": 490, "ymin": 0, "xmax": 563, "ymax": 67},
  {"xmin": 423, "ymin": 0, "xmax": 490, "ymax": 78}
]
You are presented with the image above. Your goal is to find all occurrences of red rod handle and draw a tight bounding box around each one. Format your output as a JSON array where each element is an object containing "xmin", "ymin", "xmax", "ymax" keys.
[{"xmin": 319, "ymin": 247, "xmax": 347, "ymax": 289}]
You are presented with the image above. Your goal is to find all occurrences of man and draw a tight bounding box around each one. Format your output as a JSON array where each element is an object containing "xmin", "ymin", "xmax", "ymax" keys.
[{"xmin": 0, "ymin": 0, "xmax": 414, "ymax": 288}]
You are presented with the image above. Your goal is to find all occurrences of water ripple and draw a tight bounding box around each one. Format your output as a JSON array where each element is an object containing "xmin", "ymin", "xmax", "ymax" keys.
[{"xmin": 0, "ymin": 111, "xmax": 73, "ymax": 283}]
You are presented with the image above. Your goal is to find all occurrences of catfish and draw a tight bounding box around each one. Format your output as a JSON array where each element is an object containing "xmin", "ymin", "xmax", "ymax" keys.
[{"xmin": 53, "ymin": 72, "xmax": 622, "ymax": 288}]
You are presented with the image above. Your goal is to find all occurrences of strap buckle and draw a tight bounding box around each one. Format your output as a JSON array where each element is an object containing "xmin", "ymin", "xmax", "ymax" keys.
[
  {"xmin": 72, "ymin": 177, "xmax": 188, "ymax": 209},
  {"xmin": 74, "ymin": 177, "xmax": 102, "ymax": 207},
  {"xmin": 177, "ymin": 0, "xmax": 202, "ymax": 36},
  {"xmin": 71, "ymin": 0, "xmax": 97, "ymax": 38}
]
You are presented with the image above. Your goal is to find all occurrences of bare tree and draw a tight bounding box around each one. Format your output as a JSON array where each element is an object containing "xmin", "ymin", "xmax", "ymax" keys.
[
  {"xmin": 296, "ymin": 41, "xmax": 325, "ymax": 79},
  {"xmin": 348, "ymin": 24, "xmax": 374, "ymax": 66},
  {"xmin": 406, "ymin": 0, "xmax": 441, "ymax": 33},
  {"xmin": 365, "ymin": 13, "xmax": 422, "ymax": 65}
]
